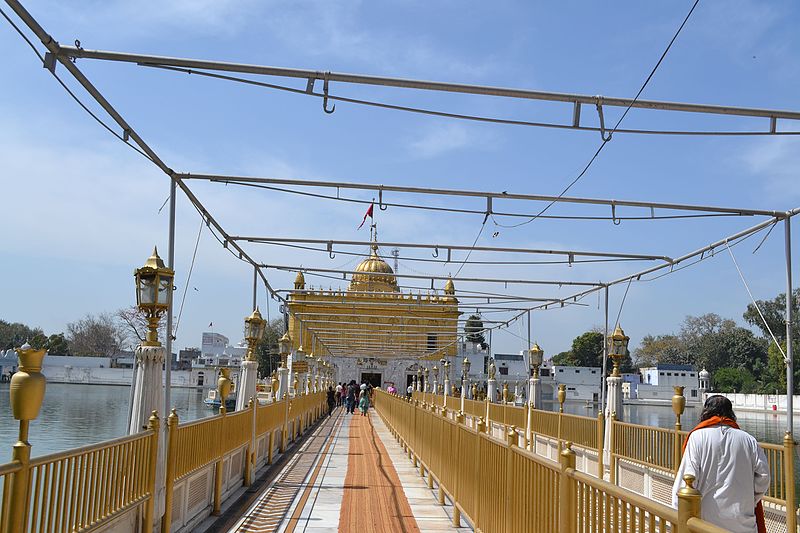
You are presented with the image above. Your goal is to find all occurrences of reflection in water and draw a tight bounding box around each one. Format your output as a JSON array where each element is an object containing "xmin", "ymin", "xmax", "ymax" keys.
[{"xmin": 0, "ymin": 383, "xmax": 209, "ymax": 462}]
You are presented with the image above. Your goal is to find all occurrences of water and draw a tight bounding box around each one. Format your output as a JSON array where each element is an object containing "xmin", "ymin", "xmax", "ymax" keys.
[
  {"xmin": 0, "ymin": 383, "xmax": 209, "ymax": 463},
  {"xmin": 541, "ymin": 400, "xmax": 800, "ymax": 445}
]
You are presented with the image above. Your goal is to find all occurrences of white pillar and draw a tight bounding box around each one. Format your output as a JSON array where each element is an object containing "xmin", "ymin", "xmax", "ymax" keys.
[
  {"xmin": 461, "ymin": 377, "xmax": 467, "ymax": 412},
  {"xmin": 602, "ymin": 375, "xmax": 623, "ymax": 481},
  {"xmin": 529, "ymin": 377, "xmax": 542, "ymax": 409},
  {"xmin": 278, "ymin": 366, "xmax": 289, "ymax": 400},
  {"xmin": 513, "ymin": 382, "xmax": 520, "ymax": 403},
  {"xmin": 443, "ymin": 377, "xmax": 450, "ymax": 404},
  {"xmin": 236, "ymin": 360, "xmax": 258, "ymax": 412},
  {"xmin": 432, "ymin": 378, "xmax": 438, "ymax": 396},
  {"xmin": 128, "ymin": 345, "xmax": 166, "ymax": 529},
  {"xmin": 487, "ymin": 378, "xmax": 497, "ymax": 404}
]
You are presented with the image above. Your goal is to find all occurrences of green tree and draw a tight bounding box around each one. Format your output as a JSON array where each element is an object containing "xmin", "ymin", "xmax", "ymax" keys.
[
  {"xmin": 742, "ymin": 289, "xmax": 800, "ymax": 349},
  {"xmin": 713, "ymin": 367, "xmax": 757, "ymax": 393},
  {"xmin": 634, "ymin": 334, "xmax": 685, "ymax": 367},
  {"xmin": 255, "ymin": 319, "xmax": 285, "ymax": 379},
  {"xmin": 552, "ymin": 330, "xmax": 633, "ymax": 373},
  {"xmin": 464, "ymin": 314, "xmax": 486, "ymax": 346},
  {"xmin": 0, "ymin": 320, "xmax": 45, "ymax": 350}
]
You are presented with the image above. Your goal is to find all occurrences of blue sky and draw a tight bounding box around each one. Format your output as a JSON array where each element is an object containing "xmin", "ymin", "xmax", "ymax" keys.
[{"xmin": 1, "ymin": 0, "xmax": 799, "ymax": 359}]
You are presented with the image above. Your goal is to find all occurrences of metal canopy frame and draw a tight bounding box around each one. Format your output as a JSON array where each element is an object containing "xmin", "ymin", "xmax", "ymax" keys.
[{"xmin": 3, "ymin": 0, "xmax": 796, "ymax": 436}]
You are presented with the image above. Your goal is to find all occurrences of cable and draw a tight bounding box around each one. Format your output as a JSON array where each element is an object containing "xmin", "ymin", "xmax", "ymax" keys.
[
  {"xmin": 142, "ymin": 60, "xmax": 800, "ymax": 138},
  {"xmin": 492, "ymin": 0, "xmax": 701, "ymax": 229},
  {"xmin": 173, "ymin": 215, "xmax": 204, "ymax": 337}
]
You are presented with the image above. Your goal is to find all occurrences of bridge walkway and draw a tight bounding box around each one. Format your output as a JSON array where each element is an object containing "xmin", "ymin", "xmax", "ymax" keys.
[{"xmin": 226, "ymin": 406, "xmax": 470, "ymax": 532}]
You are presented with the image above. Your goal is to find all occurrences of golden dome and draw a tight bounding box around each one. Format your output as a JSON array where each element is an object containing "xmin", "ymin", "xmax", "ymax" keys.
[
  {"xmin": 348, "ymin": 243, "xmax": 399, "ymax": 293},
  {"xmin": 294, "ymin": 271, "xmax": 305, "ymax": 290}
]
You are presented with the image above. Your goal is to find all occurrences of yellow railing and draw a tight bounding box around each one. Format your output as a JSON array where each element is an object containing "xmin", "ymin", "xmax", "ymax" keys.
[
  {"xmin": 612, "ymin": 419, "xmax": 678, "ymax": 471},
  {"xmin": 1, "ymin": 415, "xmax": 159, "ymax": 533},
  {"xmin": 374, "ymin": 390, "xmax": 722, "ymax": 533}
]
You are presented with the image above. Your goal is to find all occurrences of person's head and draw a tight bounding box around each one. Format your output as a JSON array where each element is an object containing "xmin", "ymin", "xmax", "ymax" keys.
[{"xmin": 700, "ymin": 395, "xmax": 736, "ymax": 422}]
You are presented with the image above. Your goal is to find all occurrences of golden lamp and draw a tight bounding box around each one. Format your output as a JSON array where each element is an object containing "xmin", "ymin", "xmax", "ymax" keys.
[
  {"xmin": 243, "ymin": 308, "xmax": 266, "ymax": 361},
  {"xmin": 529, "ymin": 343, "xmax": 544, "ymax": 378},
  {"xmin": 134, "ymin": 247, "xmax": 174, "ymax": 346},
  {"xmin": 608, "ymin": 325, "xmax": 630, "ymax": 377}
]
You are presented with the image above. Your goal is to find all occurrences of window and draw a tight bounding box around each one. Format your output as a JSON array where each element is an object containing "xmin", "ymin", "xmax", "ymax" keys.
[
  {"xmin": 659, "ymin": 372, "xmax": 664, "ymax": 376},
  {"xmin": 691, "ymin": 390, "xmax": 697, "ymax": 397},
  {"xmin": 499, "ymin": 367, "xmax": 509, "ymax": 375},
  {"xmin": 681, "ymin": 373, "xmax": 686, "ymax": 377},
  {"xmin": 666, "ymin": 372, "xmax": 672, "ymax": 376},
  {"xmin": 559, "ymin": 368, "xmax": 564, "ymax": 373},
  {"xmin": 591, "ymin": 370, "xmax": 596, "ymax": 374},
  {"xmin": 427, "ymin": 333, "xmax": 437, "ymax": 351},
  {"xmin": 575, "ymin": 369, "xmax": 580, "ymax": 374}
]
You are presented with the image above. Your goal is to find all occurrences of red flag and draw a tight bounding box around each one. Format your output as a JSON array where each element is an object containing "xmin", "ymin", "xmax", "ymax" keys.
[{"xmin": 357, "ymin": 203, "xmax": 374, "ymax": 229}]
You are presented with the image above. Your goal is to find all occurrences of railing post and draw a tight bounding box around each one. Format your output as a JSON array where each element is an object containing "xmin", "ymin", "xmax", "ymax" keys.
[
  {"xmin": 676, "ymin": 474, "xmax": 701, "ymax": 533},
  {"xmin": 784, "ymin": 432, "xmax": 797, "ymax": 533},
  {"xmin": 245, "ymin": 398, "xmax": 256, "ymax": 486},
  {"xmin": 507, "ymin": 425, "xmax": 517, "ymax": 447},
  {"xmin": 477, "ymin": 416, "xmax": 487, "ymax": 434},
  {"xmin": 144, "ymin": 411, "xmax": 161, "ymax": 532},
  {"xmin": 161, "ymin": 409, "xmax": 179, "ymax": 533},
  {"xmin": 596, "ymin": 411, "xmax": 604, "ymax": 478},
  {"xmin": 213, "ymin": 405, "xmax": 227, "ymax": 516},
  {"xmin": 5, "ymin": 344, "xmax": 47, "ymax": 533},
  {"xmin": 672, "ymin": 386, "xmax": 685, "ymax": 471},
  {"xmin": 559, "ymin": 442, "xmax": 577, "ymax": 532},
  {"xmin": 557, "ymin": 384, "xmax": 566, "ymax": 453}
]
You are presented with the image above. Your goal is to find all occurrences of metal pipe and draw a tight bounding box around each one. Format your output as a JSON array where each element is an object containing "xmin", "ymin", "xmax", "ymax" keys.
[
  {"xmin": 56, "ymin": 45, "xmax": 800, "ymax": 122},
  {"xmin": 233, "ymin": 236, "xmax": 672, "ymax": 262},
  {"xmin": 265, "ymin": 263, "xmax": 604, "ymax": 286},
  {"xmin": 786, "ymin": 218, "xmax": 794, "ymax": 437},
  {"xmin": 165, "ymin": 176, "xmax": 176, "ymax": 416},
  {"xmin": 601, "ymin": 285, "xmax": 609, "ymax": 410},
  {"xmin": 181, "ymin": 174, "xmax": 782, "ymax": 217},
  {"xmin": 252, "ymin": 265, "xmax": 258, "ymax": 311}
]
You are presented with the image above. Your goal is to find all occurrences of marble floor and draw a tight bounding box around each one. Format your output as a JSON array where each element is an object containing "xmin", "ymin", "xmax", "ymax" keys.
[{"xmin": 228, "ymin": 406, "xmax": 471, "ymax": 532}]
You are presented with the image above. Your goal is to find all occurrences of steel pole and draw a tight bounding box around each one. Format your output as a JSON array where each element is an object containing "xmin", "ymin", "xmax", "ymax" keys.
[
  {"xmin": 252, "ymin": 265, "xmax": 258, "ymax": 311},
  {"xmin": 165, "ymin": 177, "xmax": 176, "ymax": 416},
  {"xmin": 601, "ymin": 285, "xmax": 609, "ymax": 410},
  {"xmin": 786, "ymin": 218, "xmax": 794, "ymax": 436}
]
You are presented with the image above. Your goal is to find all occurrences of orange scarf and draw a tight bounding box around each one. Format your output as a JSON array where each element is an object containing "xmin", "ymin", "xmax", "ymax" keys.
[{"xmin": 682, "ymin": 416, "xmax": 766, "ymax": 533}]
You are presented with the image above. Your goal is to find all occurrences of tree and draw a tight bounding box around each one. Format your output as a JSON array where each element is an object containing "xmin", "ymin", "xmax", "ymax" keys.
[
  {"xmin": 742, "ymin": 289, "xmax": 800, "ymax": 349},
  {"xmin": 634, "ymin": 334, "xmax": 686, "ymax": 367},
  {"xmin": 552, "ymin": 330, "xmax": 633, "ymax": 373},
  {"xmin": 66, "ymin": 313, "xmax": 128, "ymax": 356},
  {"xmin": 0, "ymin": 320, "xmax": 44, "ymax": 350},
  {"xmin": 712, "ymin": 367, "xmax": 757, "ymax": 393},
  {"xmin": 255, "ymin": 319, "xmax": 285, "ymax": 379},
  {"xmin": 464, "ymin": 314, "xmax": 486, "ymax": 346},
  {"xmin": 42, "ymin": 333, "xmax": 70, "ymax": 355},
  {"xmin": 115, "ymin": 306, "xmax": 166, "ymax": 346}
]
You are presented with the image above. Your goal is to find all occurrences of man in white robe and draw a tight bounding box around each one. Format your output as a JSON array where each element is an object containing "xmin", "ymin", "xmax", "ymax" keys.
[{"xmin": 672, "ymin": 396, "xmax": 770, "ymax": 533}]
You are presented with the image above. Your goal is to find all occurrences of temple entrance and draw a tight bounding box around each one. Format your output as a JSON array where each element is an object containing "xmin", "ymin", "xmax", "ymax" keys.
[{"xmin": 361, "ymin": 372, "xmax": 382, "ymax": 388}]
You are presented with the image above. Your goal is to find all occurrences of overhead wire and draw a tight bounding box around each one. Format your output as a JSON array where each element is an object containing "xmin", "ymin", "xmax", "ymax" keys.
[
  {"xmin": 173, "ymin": 214, "xmax": 205, "ymax": 337},
  {"xmin": 491, "ymin": 0, "xmax": 702, "ymax": 229}
]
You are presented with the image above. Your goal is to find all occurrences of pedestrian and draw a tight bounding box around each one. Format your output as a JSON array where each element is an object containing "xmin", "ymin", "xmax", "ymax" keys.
[
  {"xmin": 335, "ymin": 382, "xmax": 343, "ymax": 406},
  {"xmin": 326, "ymin": 386, "xmax": 336, "ymax": 417},
  {"xmin": 406, "ymin": 383, "xmax": 413, "ymax": 398},
  {"xmin": 672, "ymin": 395, "xmax": 770, "ymax": 533},
  {"xmin": 346, "ymin": 380, "xmax": 357, "ymax": 414},
  {"xmin": 358, "ymin": 384, "xmax": 370, "ymax": 416}
]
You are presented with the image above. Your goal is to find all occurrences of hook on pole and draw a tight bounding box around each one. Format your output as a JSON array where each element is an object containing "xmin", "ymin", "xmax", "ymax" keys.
[
  {"xmin": 322, "ymin": 74, "xmax": 336, "ymax": 114},
  {"xmin": 327, "ymin": 241, "xmax": 336, "ymax": 259},
  {"xmin": 611, "ymin": 203, "xmax": 621, "ymax": 225},
  {"xmin": 378, "ymin": 188, "xmax": 388, "ymax": 211},
  {"xmin": 432, "ymin": 246, "xmax": 439, "ymax": 258},
  {"xmin": 596, "ymin": 97, "xmax": 613, "ymax": 142}
]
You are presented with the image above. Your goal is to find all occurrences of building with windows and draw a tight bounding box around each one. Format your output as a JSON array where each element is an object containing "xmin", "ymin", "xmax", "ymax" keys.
[
  {"xmin": 552, "ymin": 365, "xmax": 602, "ymax": 402},
  {"xmin": 636, "ymin": 364, "xmax": 700, "ymax": 402},
  {"xmin": 286, "ymin": 234, "xmax": 460, "ymax": 390}
]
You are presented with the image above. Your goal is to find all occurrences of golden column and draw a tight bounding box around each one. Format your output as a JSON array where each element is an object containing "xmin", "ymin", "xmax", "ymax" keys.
[{"xmin": 6, "ymin": 342, "xmax": 47, "ymax": 533}]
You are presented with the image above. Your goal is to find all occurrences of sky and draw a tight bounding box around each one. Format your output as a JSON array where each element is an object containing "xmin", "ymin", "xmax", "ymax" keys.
[{"xmin": 1, "ymin": 0, "xmax": 800, "ymax": 359}]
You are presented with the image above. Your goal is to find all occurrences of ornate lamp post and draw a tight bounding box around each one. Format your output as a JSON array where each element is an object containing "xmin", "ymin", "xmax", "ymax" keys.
[
  {"xmin": 442, "ymin": 357, "xmax": 451, "ymax": 401},
  {"xmin": 416, "ymin": 367, "xmax": 422, "ymax": 392},
  {"xmin": 295, "ymin": 345, "xmax": 308, "ymax": 395},
  {"xmin": 277, "ymin": 332, "xmax": 291, "ymax": 400},
  {"xmin": 236, "ymin": 308, "xmax": 266, "ymax": 411},
  {"xmin": 129, "ymin": 247, "xmax": 173, "ymax": 434},
  {"xmin": 608, "ymin": 325, "xmax": 630, "ymax": 377},
  {"xmin": 432, "ymin": 364, "xmax": 439, "ymax": 397},
  {"xmin": 528, "ymin": 343, "xmax": 543, "ymax": 409},
  {"xmin": 423, "ymin": 366, "xmax": 430, "ymax": 394},
  {"xmin": 487, "ymin": 358, "xmax": 497, "ymax": 403},
  {"xmin": 603, "ymin": 324, "xmax": 630, "ymax": 480},
  {"xmin": 461, "ymin": 356, "xmax": 471, "ymax": 411}
]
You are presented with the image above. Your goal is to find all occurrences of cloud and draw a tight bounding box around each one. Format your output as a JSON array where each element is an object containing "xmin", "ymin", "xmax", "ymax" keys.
[
  {"xmin": 408, "ymin": 123, "xmax": 488, "ymax": 159},
  {"xmin": 740, "ymin": 137, "xmax": 800, "ymax": 201}
]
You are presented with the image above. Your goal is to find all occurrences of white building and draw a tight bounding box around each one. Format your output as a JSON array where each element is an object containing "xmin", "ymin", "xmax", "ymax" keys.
[
  {"xmin": 552, "ymin": 365, "xmax": 602, "ymax": 402},
  {"xmin": 198, "ymin": 332, "xmax": 247, "ymax": 367},
  {"xmin": 637, "ymin": 364, "xmax": 700, "ymax": 403}
]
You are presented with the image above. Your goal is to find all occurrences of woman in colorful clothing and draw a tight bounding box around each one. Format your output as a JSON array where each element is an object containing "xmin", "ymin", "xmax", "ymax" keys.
[{"xmin": 358, "ymin": 383, "xmax": 370, "ymax": 416}]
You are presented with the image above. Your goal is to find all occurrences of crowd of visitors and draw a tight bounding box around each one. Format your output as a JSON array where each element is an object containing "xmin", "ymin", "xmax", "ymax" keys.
[{"xmin": 326, "ymin": 380, "xmax": 374, "ymax": 417}]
